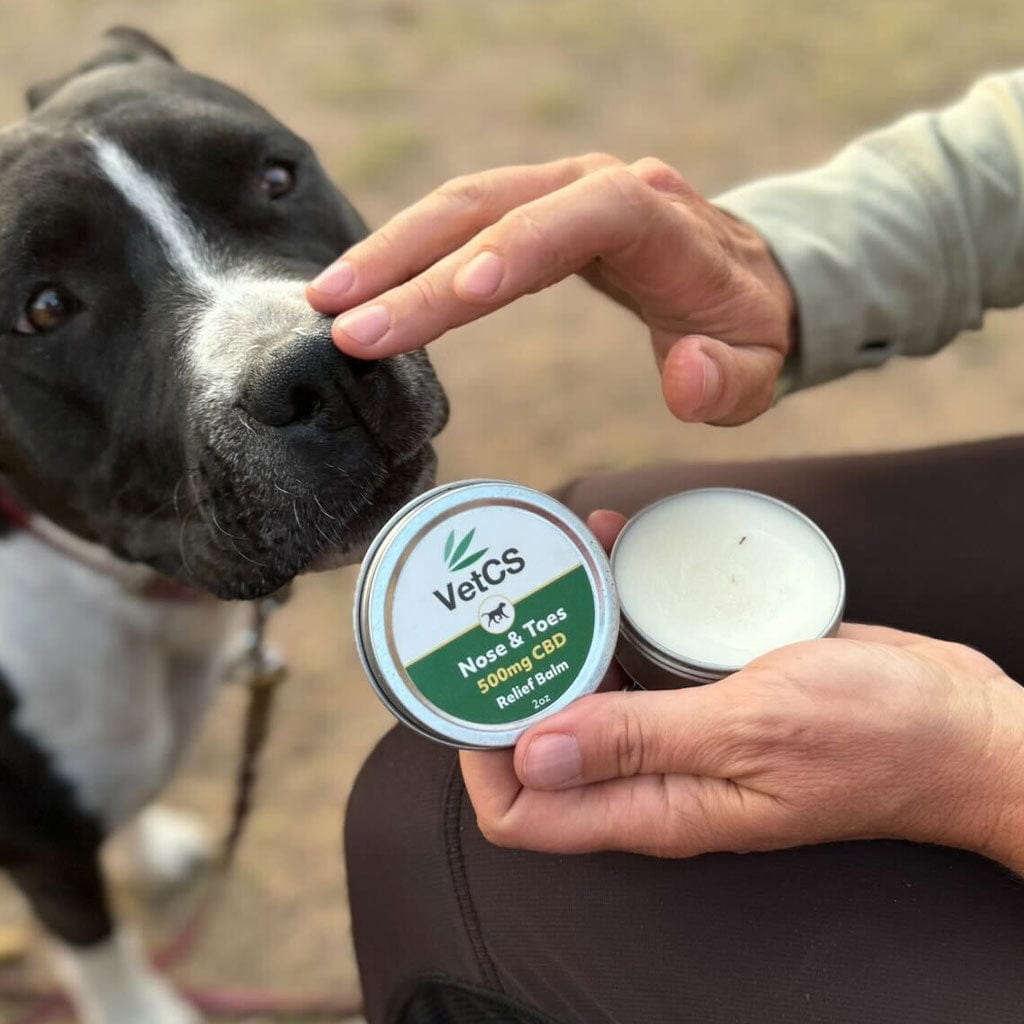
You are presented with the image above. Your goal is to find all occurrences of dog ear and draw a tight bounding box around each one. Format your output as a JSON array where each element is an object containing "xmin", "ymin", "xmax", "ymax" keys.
[{"xmin": 26, "ymin": 27, "xmax": 177, "ymax": 111}]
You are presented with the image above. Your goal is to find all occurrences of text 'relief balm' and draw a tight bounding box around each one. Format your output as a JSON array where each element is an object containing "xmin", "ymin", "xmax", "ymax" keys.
[
  {"xmin": 354, "ymin": 480, "xmax": 618, "ymax": 749},
  {"xmin": 611, "ymin": 488, "xmax": 845, "ymax": 687}
]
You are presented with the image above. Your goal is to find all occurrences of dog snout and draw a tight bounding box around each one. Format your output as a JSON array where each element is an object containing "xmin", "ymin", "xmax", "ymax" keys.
[{"xmin": 238, "ymin": 331, "xmax": 369, "ymax": 431}]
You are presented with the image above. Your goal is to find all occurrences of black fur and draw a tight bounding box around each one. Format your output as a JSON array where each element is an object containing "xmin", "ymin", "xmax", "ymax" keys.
[{"xmin": 0, "ymin": 668, "xmax": 110, "ymax": 945}]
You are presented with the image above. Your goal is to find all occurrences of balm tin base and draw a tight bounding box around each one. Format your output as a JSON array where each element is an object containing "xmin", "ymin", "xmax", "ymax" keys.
[
  {"xmin": 354, "ymin": 480, "xmax": 619, "ymax": 749},
  {"xmin": 611, "ymin": 488, "xmax": 846, "ymax": 689}
]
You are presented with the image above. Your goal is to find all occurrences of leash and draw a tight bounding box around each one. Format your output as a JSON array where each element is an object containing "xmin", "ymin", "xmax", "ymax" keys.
[
  {"xmin": 152, "ymin": 595, "xmax": 288, "ymax": 968},
  {"xmin": 0, "ymin": 976, "xmax": 358, "ymax": 1021},
  {"xmin": 224, "ymin": 595, "xmax": 290, "ymax": 868},
  {"xmin": 1, "ymin": 593, "xmax": 364, "ymax": 1022},
  {"xmin": 152, "ymin": 595, "xmax": 289, "ymax": 971}
]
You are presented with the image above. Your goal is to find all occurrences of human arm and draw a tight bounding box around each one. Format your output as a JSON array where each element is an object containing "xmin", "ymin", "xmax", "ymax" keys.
[
  {"xmin": 459, "ymin": 511, "xmax": 1024, "ymax": 873},
  {"xmin": 309, "ymin": 71, "xmax": 1024, "ymax": 415},
  {"xmin": 718, "ymin": 69, "xmax": 1024, "ymax": 389}
]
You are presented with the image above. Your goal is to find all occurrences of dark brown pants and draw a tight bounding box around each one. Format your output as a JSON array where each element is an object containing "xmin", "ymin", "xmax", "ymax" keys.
[{"xmin": 345, "ymin": 437, "xmax": 1024, "ymax": 1024}]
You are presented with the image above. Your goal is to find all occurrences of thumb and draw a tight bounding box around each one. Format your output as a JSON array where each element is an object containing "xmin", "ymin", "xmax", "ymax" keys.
[
  {"xmin": 513, "ymin": 687, "xmax": 741, "ymax": 791},
  {"xmin": 659, "ymin": 334, "xmax": 782, "ymax": 426}
]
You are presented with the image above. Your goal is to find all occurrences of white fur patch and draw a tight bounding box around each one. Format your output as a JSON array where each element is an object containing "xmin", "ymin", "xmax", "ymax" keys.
[
  {"xmin": 53, "ymin": 929, "xmax": 201, "ymax": 1024},
  {"xmin": 88, "ymin": 135, "xmax": 322, "ymax": 403},
  {"xmin": 108, "ymin": 804, "xmax": 212, "ymax": 891},
  {"xmin": 89, "ymin": 136, "xmax": 211, "ymax": 284},
  {"xmin": 0, "ymin": 531, "xmax": 247, "ymax": 827},
  {"xmin": 189, "ymin": 277, "xmax": 323, "ymax": 402}
]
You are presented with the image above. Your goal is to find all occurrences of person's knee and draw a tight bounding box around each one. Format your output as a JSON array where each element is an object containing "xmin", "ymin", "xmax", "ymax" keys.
[
  {"xmin": 345, "ymin": 725, "xmax": 456, "ymax": 861},
  {"xmin": 346, "ymin": 727, "xmax": 491, "ymax": 1020}
]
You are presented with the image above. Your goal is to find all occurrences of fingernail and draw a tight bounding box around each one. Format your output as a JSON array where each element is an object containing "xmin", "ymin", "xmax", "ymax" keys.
[
  {"xmin": 456, "ymin": 250, "xmax": 505, "ymax": 299},
  {"xmin": 520, "ymin": 733, "xmax": 582, "ymax": 789},
  {"xmin": 310, "ymin": 260, "xmax": 355, "ymax": 296},
  {"xmin": 699, "ymin": 353, "xmax": 723, "ymax": 413},
  {"xmin": 334, "ymin": 304, "xmax": 390, "ymax": 347}
]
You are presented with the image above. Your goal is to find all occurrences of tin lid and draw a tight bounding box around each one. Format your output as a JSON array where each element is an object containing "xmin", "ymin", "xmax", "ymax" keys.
[{"xmin": 354, "ymin": 480, "xmax": 619, "ymax": 749}]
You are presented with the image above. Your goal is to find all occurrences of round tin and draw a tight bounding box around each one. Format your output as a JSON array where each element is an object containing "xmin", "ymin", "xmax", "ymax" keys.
[
  {"xmin": 354, "ymin": 480, "xmax": 619, "ymax": 749},
  {"xmin": 611, "ymin": 488, "xmax": 845, "ymax": 689}
]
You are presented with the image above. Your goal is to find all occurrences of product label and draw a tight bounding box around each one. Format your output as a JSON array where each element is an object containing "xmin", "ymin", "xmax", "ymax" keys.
[{"xmin": 388, "ymin": 506, "xmax": 598, "ymax": 725}]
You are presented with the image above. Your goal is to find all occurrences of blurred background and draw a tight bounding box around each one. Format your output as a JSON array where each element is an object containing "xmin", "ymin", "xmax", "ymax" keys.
[{"xmin": 1, "ymin": 1, "xmax": 1023, "ymax": 1019}]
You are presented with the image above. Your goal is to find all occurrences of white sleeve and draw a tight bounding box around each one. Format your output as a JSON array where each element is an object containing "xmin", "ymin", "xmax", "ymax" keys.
[{"xmin": 715, "ymin": 71, "xmax": 1024, "ymax": 389}]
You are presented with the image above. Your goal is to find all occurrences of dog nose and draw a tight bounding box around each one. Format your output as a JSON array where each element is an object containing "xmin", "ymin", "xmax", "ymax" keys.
[{"xmin": 239, "ymin": 332, "xmax": 369, "ymax": 430}]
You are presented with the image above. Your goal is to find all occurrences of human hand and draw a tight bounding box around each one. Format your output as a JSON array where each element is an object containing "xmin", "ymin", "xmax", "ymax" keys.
[
  {"xmin": 460, "ymin": 511, "xmax": 1024, "ymax": 870},
  {"xmin": 307, "ymin": 155, "xmax": 795, "ymax": 425}
]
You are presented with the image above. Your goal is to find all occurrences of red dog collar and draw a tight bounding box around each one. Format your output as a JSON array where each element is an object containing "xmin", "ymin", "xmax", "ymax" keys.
[{"xmin": 0, "ymin": 488, "xmax": 32, "ymax": 530}]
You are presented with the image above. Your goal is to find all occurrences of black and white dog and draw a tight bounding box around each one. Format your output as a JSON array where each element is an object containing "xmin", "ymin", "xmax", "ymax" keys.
[{"xmin": 0, "ymin": 27, "xmax": 446, "ymax": 1023}]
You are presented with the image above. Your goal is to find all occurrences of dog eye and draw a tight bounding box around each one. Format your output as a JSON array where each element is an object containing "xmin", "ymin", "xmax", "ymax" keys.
[
  {"xmin": 13, "ymin": 284, "xmax": 82, "ymax": 335},
  {"xmin": 260, "ymin": 162, "xmax": 295, "ymax": 199}
]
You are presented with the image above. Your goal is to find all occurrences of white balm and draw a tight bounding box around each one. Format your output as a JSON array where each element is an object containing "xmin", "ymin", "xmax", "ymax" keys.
[{"xmin": 611, "ymin": 489, "xmax": 844, "ymax": 687}]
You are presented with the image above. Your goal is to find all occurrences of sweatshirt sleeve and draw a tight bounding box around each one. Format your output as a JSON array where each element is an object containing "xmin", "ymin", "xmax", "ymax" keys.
[{"xmin": 715, "ymin": 70, "xmax": 1024, "ymax": 389}]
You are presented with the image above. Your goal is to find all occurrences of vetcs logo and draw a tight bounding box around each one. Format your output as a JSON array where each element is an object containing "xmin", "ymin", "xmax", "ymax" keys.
[{"xmin": 433, "ymin": 526, "xmax": 525, "ymax": 611}]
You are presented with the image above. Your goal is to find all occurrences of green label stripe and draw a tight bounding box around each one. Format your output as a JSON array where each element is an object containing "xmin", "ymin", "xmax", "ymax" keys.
[{"xmin": 405, "ymin": 565, "xmax": 596, "ymax": 725}]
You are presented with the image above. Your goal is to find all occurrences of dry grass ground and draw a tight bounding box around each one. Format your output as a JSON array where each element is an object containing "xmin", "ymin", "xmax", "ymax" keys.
[{"xmin": 1, "ymin": 1, "xmax": 1024, "ymax": 1020}]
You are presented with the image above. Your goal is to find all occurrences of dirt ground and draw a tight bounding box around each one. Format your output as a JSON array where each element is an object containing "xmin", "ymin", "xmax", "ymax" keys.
[{"xmin": 2, "ymin": 1, "xmax": 1024, "ymax": 1020}]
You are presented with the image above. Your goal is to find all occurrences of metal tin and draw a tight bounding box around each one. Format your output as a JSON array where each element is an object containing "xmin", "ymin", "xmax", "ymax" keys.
[
  {"xmin": 354, "ymin": 479, "xmax": 619, "ymax": 749},
  {"xmin": 611, "ymin": 488, "xmax": 846, "ymax": 689}
]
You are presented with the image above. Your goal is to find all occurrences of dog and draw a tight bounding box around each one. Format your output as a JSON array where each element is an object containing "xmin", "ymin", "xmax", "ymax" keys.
[
  {"xmin": 484, "ymin": 602, "xmax": 509, "ymax": 627},
  {"xmin": 0, "ymin": 27, "xmax": 447, "ymax": 1023}
]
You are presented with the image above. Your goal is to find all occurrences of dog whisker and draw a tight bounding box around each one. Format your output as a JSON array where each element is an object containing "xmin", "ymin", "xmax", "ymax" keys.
[
  {"xmin": 207, "ymin": 503, "xmax": 243, "ymax": 542},
  {"xmin": 234, "ymin": 408, "xmax": 258, "ymax": 438},
  {"xmin": 176, "ymin": 504, "xmax": 198, "ymax": 580},
  {"xmin": 312, "ymin": 492, "xmax": 338, "ymax": 521},
  {"xmin": 312, "ymin": 516, "xmax": 334, "ymax": 545}
]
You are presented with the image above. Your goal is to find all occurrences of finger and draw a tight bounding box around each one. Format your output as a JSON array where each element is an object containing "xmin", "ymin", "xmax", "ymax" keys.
[
  {"xmin": 465, "ymin": 763, "xmax": 772, "ymax": 856},
  {"xmin": 307, "ymin": 153, "xmax": 621, "ymax": 313},
  {"xmin": 458, "ymin": 748, "xmax": 521, "ymax": 821},
  {"xmin": 585, "ymin": 509, "xmax": 627, "ymax": 554},
  {"xmin": 658, "ymin": 334, "xmax": 783, "ymax": 426},
  {"xmin": 512, "ymin": 686, "xmax": 744, "ymax": 791},
  {"xmin": 836, "ymin": 622, "xmax": 925, "ymax": 646},
  {"xmin": 744, "ymin": 626, "xmax": 925, "ymax": 665},
  {"xmin": 329, "ymin": 164, "xmax": 672, "ymax": 357}
]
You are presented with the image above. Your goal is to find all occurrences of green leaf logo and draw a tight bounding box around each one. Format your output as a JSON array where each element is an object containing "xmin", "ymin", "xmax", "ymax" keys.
[{"xmin": 444, "ymin": 527, "xmax": 488, "ymax": 572}]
